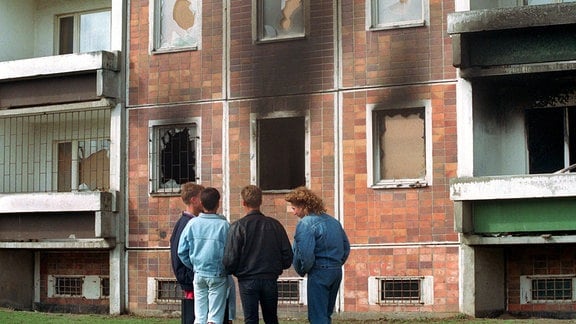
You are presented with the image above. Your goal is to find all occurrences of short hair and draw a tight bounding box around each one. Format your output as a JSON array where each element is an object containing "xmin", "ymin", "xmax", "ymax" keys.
[
  {"xmin": 284, "ymin": 186, "xmax": 326, "ymax": 214},
  {"xmin": 241, "ymin": 185, "xmax": 262, "ymax": 208},
  {"xmin": 200, "ymin": 187, "xmax": 221, "ymax": 211},
  {"xmin": 181, "ymin": 182, "xmax": 205, "ymax": 205}
]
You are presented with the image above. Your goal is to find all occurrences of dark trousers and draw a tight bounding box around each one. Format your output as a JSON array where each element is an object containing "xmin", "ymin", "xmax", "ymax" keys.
[
  {"xmin": 181, "ymin": 298, "xmax": 195, "ymax": 324},
  {"xmin": 238, "ymin": 279, "xmax": 278, "ymax": 324}
]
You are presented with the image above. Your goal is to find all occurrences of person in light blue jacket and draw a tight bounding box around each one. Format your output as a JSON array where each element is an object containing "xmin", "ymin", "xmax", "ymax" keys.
[
  {"xmin": 285, "ymin": 187, "xmax": 350, "ymax": 324},
  {"xmin": 179, "ymin": 187, "xmax": 230, "ymax": 324}
]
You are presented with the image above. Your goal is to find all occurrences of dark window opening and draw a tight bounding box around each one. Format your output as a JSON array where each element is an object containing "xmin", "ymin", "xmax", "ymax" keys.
[
  {"xmin": 532, "ymin": 278, "xmax": 572, "ymax": 301},
  {"xmin": 101, "ymin": 277, "xmax": 110, "ymax": 297},
  {"xmin": 257, "ymin": 117, "xmax": 305, "ymax": 191},
  {"xmin": 59, "ymin": 16, "xmax": 74, "ymax": 54},
  {"xmin": 380, "ymin": 278, "xmax": 421, "ymax": 303},
  {"xmin": 159, "ymin": 126, "xmax": 197, "ymax": 190},
  {"xmin": 527, "ymin": 107, "xmax": 576, "ymax": 174}
]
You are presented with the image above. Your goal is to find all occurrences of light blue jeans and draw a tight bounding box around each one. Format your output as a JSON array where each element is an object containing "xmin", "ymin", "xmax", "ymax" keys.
[{"xmin": 193, "ymin": 274, "xmax": 228, "ymax": 324}]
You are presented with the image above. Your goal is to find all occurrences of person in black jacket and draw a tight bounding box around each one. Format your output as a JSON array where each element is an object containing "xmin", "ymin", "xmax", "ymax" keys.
[
  {"xmin": 170, "ymin": 182, "xmax": 204, "ymax": 324},
  {"xmin": 223, "ymin": 185, "xmax": 293, "ymax": 324}
]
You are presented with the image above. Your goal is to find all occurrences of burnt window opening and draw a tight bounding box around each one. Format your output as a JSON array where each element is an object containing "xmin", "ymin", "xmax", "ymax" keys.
[
  {"xmin": 526, "ymin": 107, "xmax": 576, "ymax": 174},
  {"xmin": 257, "ymin": 116, "xmax": 305, "ymax": 191},
  {"xmin": 372, "ymin": 107, "xmax": 427, "ymax": 186},
  {"xmin": 150, "ymin": 122, "xmax": 199, "ymax": 194}
]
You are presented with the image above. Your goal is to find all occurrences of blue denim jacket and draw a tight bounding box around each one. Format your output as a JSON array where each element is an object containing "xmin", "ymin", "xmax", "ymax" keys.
[
  {"xmin": 178, "ymin": 213, "xmax": 230, "ymax": 278},
  {"xmin": 292, "ymin": 213, "xmax": 350, "ymax": 276}
]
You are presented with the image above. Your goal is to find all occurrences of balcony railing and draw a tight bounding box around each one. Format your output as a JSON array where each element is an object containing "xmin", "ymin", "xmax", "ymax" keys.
[{"xmin": 0, "ymin": 107, "xmax": 111, "ymax": 193}]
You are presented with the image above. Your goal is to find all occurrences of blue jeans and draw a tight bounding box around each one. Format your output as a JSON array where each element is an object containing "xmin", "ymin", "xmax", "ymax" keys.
[
  {"xmin": 307, "ymin": 268, "xmax": 342, "ymax": 324},
  {"xmin": 238, "ymin": 279, "xmax": 279, "ymax": 324},
  {"xmin": 193, "ymin": 274, "xmax": 228, "ymax": 324}
]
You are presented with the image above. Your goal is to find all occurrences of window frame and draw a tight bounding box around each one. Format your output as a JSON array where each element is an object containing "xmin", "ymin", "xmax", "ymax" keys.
[
  {"xmin": 366, "ymin": 100, "xmax": 432, "ymax": 189},
  {"xmin": 250, "ymin": 110, "xmax": 310, "ymax": 193},
  {"xmin": 147, "ymin": 278, "xmax": 183, "ymax": 304},
  {"xmin": 55, "ymin": 8, "xmax": 112, "ymax": 55},
  {"xmin": 148, "ymin": 118, "xmax": 201, "ymax": 196},
  {"xmin": 254, "ymin": 0, "xmax": 309, "ymax": 43},
  {"xmin": 277, "ymin": 277, "xmax": 307, "ymax": 305},
  {"xmin": 520, "ymin": 275, "xmax": 576, "ymax": 304},
  {"xmin": 150, "ymin": 0, "xmax": 202, "ymax": 53},
  {"xmin": 367, "ymin": 0, "xmax": 428, "ymax": 31},
  {"xmin": 47, "ymin": 275, "xmax": 109, "ymax": 299},
  {"xmin": 368, "ymin": 276, "xmax": 434, "ymax": 305}
]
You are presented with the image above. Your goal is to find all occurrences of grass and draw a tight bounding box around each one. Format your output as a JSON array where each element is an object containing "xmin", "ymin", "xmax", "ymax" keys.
[{"xmin": 1, "ymin": 308, "xmax": 574, "ymax": 324}]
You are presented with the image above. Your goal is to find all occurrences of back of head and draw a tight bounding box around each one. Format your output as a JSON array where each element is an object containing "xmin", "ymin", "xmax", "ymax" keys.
[
  {"xmin": 200, "ymin": 187, "xmax": 221, "ymax": 212},
  {"xmin": 241, "ymin": 185, "xmax": 262, "ymax": 209},
  {"xmin": 285, "ymin": 186, "xmax": 327, "ymax": 214},
  {"xmin": 181, "ymin": 182, "xmax": 205, "ymax": 205}
]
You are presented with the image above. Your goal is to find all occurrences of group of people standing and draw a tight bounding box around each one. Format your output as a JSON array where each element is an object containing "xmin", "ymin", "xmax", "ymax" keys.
[{"xmin": 170, "ymin": 183, "xmax": 350, "ymax": 324}]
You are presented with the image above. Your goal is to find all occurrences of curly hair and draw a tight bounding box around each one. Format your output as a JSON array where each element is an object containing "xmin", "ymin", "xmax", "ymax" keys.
[{"xmin": 284, "ymin": 186, "xmax": 326, "ymax": 215}]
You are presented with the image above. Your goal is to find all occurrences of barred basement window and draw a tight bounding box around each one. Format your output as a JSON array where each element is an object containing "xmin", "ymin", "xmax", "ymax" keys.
[
  {"xmin": 278, "ymin": 278, "xmax": 307, "ymax": 305},
  {"xmin": 55, "ymin": 276, "xmax": 83, "ymax": 296},
  {"xmin": 521, "ymin": 275, "xmax": 576, "ymax": 304},
  {"xmin": 368, "ymin": 276, "xmax": 433, "ymax": 305},
  {"xmin": 157, "ymin": 279, "xmax": 183, "ymax": 302}
]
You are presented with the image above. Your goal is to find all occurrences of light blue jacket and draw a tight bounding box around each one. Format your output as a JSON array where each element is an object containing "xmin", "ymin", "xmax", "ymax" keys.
[
  {"xmin": 292, "ymin": 213, "xmax": 350, "ymax": 276},
  {"xmin": 178, "ymin": 213, "xmax": 230, "ymax": 278}
]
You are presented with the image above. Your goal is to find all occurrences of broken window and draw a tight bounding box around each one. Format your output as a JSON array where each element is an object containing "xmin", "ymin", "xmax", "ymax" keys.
[
  {"xmin": 153, "ymin": 0, "xmax": 202, "ymax": 51},
  {"xmin": 369, "ymin": 0, "xmax": 426, "ymax": 30},
  {"xmin": 252, "ymin": 113, "xmax": 307, "ymax": 191},
  {"xmin": 57, "ymin": 140, "xmax": 110, "ymax": 192},
  {"xmin": 526, "ymin": 107, "xmax": 576, "ymax": 174},
  {"xmin": 257, "ymin": 0, "xmax": 306, "ymax": 41},
  {"xmin": 149, "ymin": 121, "xmax": 199, "ymax": 194},
  {"xmin": 58, "ymin": 9, "xmax": 111, "ymax": 54}
]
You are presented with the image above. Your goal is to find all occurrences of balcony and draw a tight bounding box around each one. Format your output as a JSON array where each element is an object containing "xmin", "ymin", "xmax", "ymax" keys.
[{"xmin": 451, "ymin": 174, "xmax": 576, "ymax": 245}]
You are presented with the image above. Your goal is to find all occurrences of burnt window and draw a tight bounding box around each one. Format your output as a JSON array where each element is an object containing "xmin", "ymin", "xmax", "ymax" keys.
[
  {"xmin": 526, "ymin": 107, "xmax": 576, "ymax": 174},
  {"xmin": 150, "ymin": 120, "xmax": 199, "ymax": 194},
  {"xmin": 254, "ymin": 115, "xmax": 307, "ymax": 191},
  {"xmin": 370, "ymin": 104, "xmax": 431, "ymax": 188}
]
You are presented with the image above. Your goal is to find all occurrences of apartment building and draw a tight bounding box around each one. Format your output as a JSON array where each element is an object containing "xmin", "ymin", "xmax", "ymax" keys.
[
  {"xmin": 0, "ymin": 0, "xmax": 126, "ymax": 315},
  {"xmin": 126, "ymin": 0, "xmax": 459, "ymax": 318},
  {"xmin": 449, "ymin": 0, "xmax": 576, "ymax": 318}
]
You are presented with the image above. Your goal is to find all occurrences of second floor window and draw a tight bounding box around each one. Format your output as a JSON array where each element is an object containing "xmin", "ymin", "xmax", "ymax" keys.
[
  {"xmin": 58, "ymin": 9, "xmax": 111, "ymax": 54},
  {"xmin": 152, "ymin": 0, "xmax": 202, "ymax": 52}
]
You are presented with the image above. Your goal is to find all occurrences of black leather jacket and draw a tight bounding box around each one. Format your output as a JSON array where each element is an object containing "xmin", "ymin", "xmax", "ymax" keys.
[{"xmin": 223, "ymin": 211, "xmax": 293, "ymax": 280}]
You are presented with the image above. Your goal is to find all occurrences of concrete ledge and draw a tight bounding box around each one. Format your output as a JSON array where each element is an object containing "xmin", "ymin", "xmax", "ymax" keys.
[
  {"xmin": 0, "ymin": 191, "xmax": 118, "ymax": 213},
  {"xmin": 462, "ymin": 234, "xmax": 576, "ymax": 246},
  {"xmin": 0, "ymin": 238, "xmax": 115, "ymax": 249}
]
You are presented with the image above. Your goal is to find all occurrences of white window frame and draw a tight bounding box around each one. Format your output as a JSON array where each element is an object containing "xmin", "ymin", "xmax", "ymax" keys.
[
  {"xmin": 250, "ymin": 110, "xmax": 310, "ymax": 192},
  {"xmin": 55, "ymin": 8, "xmax": 112, "ymax": 54},
  {"xmin": 520, "ymin": 275, "xmax": 576, "ymax": 304},
  {"xmin": 368, "ymin": 276, "xmax": 433, "ymax": 305},
  {"xmin": 254, "ymin": 0, "xmax": 309, "ymax": 42},
  {"xmin": 366, "ymin": 100, "xmax": 432, "ymax": 189},
  {"xmin": 148, "ymin": 118, "xmax": 201, "ymax": 195},
  {"xmin": 47, "ymin": 275, "xmax": 109, "ymax": 300},
  {"xmin": 367, "ymin": 0, "xmax": 428, "ymax": 31},
  {"xmin": 147, "ymin": 277, "xmax": 182, "ymax": 304},
  {"xmin": 277, "ymin": 277, "xmax": 307, "ymax": 305},
  {"xmin": 149, "ymin": 0, "xmax": 202, "ymax": 53}
]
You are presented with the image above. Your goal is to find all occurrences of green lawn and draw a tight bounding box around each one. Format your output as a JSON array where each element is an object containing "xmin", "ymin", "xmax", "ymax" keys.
[{"xmin": 0, "ymin": 308, "xmax": 572, "ymax": 324}]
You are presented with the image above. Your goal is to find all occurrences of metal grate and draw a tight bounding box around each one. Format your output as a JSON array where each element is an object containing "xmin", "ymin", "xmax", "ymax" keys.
[
  {"xmin": 0, "ymin": 108, "xmax": 111, "ymax": 193},
  {"xmin": 379, "ymin": 278, "xmax": 421, "ymax": 304},
  {"xmin": 278, "ymin": 279, "xmax": 302, "ymax": 304},
  {"xmin": 157, "ymin": 279, "xmax": 183, "ymax": 302},
  {"xmin": 532, "ymin": 278, "xmax": 572, "ymax": 301},
  {"xmin": 54, "ymin": 276, "xmax": 84, "ymax": 296}
]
